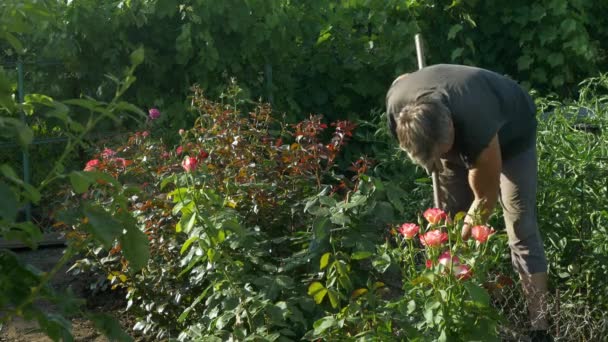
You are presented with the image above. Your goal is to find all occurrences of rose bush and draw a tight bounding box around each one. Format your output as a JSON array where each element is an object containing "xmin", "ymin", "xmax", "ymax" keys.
[{"xmin": 65, "ymin": 84, "xmax": 363, "ymax": 340}]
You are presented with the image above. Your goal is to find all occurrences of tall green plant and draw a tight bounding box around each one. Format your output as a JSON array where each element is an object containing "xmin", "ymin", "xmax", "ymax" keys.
[{"xmin": 0, "ymin": 4, "xmax": 150, "ymax": 336}]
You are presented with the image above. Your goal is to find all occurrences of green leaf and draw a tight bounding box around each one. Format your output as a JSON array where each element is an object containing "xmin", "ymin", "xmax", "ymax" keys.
[
  {"xmin": 447, "ymin": 24, "xmax": 462, "ymax": 40},
  {"xmin": 517, "ymin": 55, "xmax": 534, "ymax": 71},
  {"xmin": 64, "ymin": 98, "xmax": 102, "ymax": 111},
  {"xmin": 316, "ymin": 26, "xmax": 333, "ymax": 45},
  {"xmin": 115, "ymin": 102, "xmax": 146, "ymax": 119},
  {"xmin": 275, "ymin": 275, "xmax": 294, "ymax": 288},
  {"xmin": 88, "ymin": 313, "xmax": 133, "ymax": 342},
  {"xmin": 180, "ymin": 236, "xmax": 199, "ymax": 254},
  {"xmin": 84, "ymin": 205, "xmax": 123, "ymax": 249},
  {"xmin": 372, "ymin": 252, "xmax": 391, "ymax": 273},
  {"xmin": 0, "ymin": 164, "xmax": 40, "ymax": 203},
  {"xmin": 464, "ymin": 282, "xmax": 490, "ymax": 307},
  {"xmin": 560, "ymin": 18, "xmax": 576, "ymax": 34},
  {"xmin": 0, "ymin": 182, "xmax": 18, "ymax": 221},
  {"xmin": 351, "ymin": 251, "xmax": 373, "ymax": 260},
  {"xmin": 451, "ymin": 48, "xmax": 464, "ymax": 61},
  {"xmin": 2, "ymin": 32, "xmax": 24, "ymax": 53},
  {"xmin": 407, "ymin": 299, "xmax": 416, "ymax": 314},
  {"xmin": 547, "ymin": 53, "xmax": 564, "ymax": 67},
  {"xmin": 307, "ymin": 281, "xmax": 325, "ymax": 296},
  {"xmin": 130, "ymin": 46, "xmax": 145, "ymax": 67},
  {"xmin": 313, "ymin": 316, "xmax": 336, "ymax": 336},
  {"xmin": 320, "ymin": 252, "xmax": 331, "ymax": 270},
  {"xmin": 215, "ymin": 311, "xmax": 235, "ymax": 330},
  {"xmin": 69, "ymin": 171, "xmax": 93, "ymax": 194},
  {"xmin": 119, "ymin": 225, "xmax": 150, "ymax": 272},
  {"xmin": 308, "ymin": 282, "xmax": 327, "ymax": 304},
  {"xmin": 160, "ymin": 174, "xmax": 176, "ymax": 190},
  {"xmin": 318, "ymin": 196, "xmax": 337, "ymax": 207},
  {"xmin": 453, "ymin": 211, "xmax": 466, "ymax": 223},
  {"xmin": 327, "ymin": 289, "xmax": 339, "ymax": 309},
  {"xmin": 351, "ymin": 288, "xmax": 368, "ymax": 299},
  {"xmin": 330, "ymin": 212, "xmax": 350, "ymax": 225},
  {"xmin": 313, "ymin": 217, "xmax": 330, "ymax": 241},
  {"xmin": 177, "ymin": 211, "xmax": 197, "ymax": 233}
]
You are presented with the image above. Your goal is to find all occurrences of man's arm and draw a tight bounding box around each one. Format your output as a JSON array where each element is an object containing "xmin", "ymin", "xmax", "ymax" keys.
[{"xmin": 462, "ymin": 134, "xmax": 502, "ymax": 239}]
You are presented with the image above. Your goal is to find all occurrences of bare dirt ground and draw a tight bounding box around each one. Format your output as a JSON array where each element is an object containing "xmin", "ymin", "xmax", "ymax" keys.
[{"xmin": 1, "ymin": 246, "xmax": 133, "ymax": 342}]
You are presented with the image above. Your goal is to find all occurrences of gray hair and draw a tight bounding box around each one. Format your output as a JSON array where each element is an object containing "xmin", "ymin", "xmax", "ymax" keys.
[{"xmin": 395, "ymin": 97, "xmax": 452, "ymax": 170}]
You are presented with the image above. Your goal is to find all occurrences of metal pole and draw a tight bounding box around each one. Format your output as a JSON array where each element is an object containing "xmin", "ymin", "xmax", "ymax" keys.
[
  {"xmin": 17, "ymin": 59, "xmax": 32, "ymax": 221},
  {"xmin": 414, "ymin": 34, "xmax": 441, "ymax": 209},
  {"xmin": 264, "ymin": 62, "xmax": 274, "ymax": 107}
]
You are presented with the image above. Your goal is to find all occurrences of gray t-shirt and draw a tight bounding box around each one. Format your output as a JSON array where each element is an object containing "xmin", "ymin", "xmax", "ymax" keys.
[{"xmin": 386, "ymin": 64, "xmax": 537, "ymax": 168}]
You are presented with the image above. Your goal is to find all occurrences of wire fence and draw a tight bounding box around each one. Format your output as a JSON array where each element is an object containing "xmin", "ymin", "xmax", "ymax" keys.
[{"xmin": 493, "ymin": 282, "xmax": 608, "ymax": 341}]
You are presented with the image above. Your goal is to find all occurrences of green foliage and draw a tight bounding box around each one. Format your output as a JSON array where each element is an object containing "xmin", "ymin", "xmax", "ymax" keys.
[
  {"xmin": 3, "ymin": 0, "xmax": 607, "ymax": 138},
  {"xmin": 535, "ymin": 74, "xmax": 608, "ymax": 310},
  {"xmin": 0, "ymin": 4, "xmax": 148, "ymax": 338},
  {"xmin": 66, "ymin": 86, "xmax": 359, "ymax": 340}
]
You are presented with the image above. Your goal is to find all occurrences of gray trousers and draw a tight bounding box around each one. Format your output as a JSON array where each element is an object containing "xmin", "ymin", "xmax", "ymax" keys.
[{"xmin": 438, "ymin": 143, "xmax": 548, "ymax": 275}]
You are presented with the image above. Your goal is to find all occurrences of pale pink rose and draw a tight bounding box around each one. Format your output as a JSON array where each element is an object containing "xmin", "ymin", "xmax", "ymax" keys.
[
  {"xmin": 101, "ymin": 148, "xmax": 116, "ymax": 159},
  {"xmin": 423, "ymin": 208, "xmax": 448, "ymax": 224},
  {"xmin": 438, "ymin": 250, "xmax": 460, "ymax": 268},
  {"xmin": 454, "ymin": 264, "xmax": 473, "ymax": 281},
  {"xmin": 178, "ymin": 129, "xmax": 185, "ymax": 135},
  {"xmin": 397, "ymin": 223, "xmax": 419, "ymax": 239},
  {"xmin": 471, "ymin": 225, "xmax": 494, "ymax": 243},
  {"xmin": 84, "ymin": 159, "xmax": 100, "ymax": 172},
  {"xmin": 181, "ymin": 156, "xmax": 198, "ymax": 172},
  {"xmin": 142, "ymin": 131, "xmax": 150, "ymax": 138},
  {"xmin": 419, "ymin": 229, "xmax": 448, "ymax": 247}
]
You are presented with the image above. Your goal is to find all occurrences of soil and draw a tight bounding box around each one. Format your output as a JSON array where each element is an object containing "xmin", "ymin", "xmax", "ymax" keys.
[{"xmin": 0, "ymin": 246, "xmax": 135, "ymax": 342}]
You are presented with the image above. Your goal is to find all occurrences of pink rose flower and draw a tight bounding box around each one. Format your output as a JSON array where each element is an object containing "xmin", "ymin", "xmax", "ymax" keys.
[
  {"xmin": 423, "ymin": 208, "xmax": 447, "ymax": 225},
  {"xmin": 397, "ymin": 223, "xmax": 419, "ymax": 239},
  {"xmin": 419, "ymin": 229, "xmax": 448, "ymax": 247},
  {"xmin": 101, "ymin": 148, "xmax": 116, "ymax": 159},
  {"xmin": 198, "ymin": 150, "xmax": 209, "ymax": 160},
  {"xmin": 84, "ymin": 159, "xmax": 100, "ymax": 172},
  {"xmin": 149, "ymin": 108, "xmax": 161, "ymax": 120},
  {"xmin": 161, "ymin": 151, "xmax": 170, "ymax": 159},
  {"xmin": 176, "ymin": 146, "xmax": 184, "ymax": 155},
  {"xmin": 181, "ymin": 156, "xmax": 198, "ymax": 172},
  {"xmin": 178, "ymin": 129, "xmax": 185, "ymax": 135},
  {"xmin": 454, "ymin": 264, "xmax": 472, "ymax": 281},
  {"xmin": 438, "ymin": 250, "xmax": 460, "ymax": 268},
  {"xmin": 425, "ymin": 259, "xmax": 433, "ymax": 269},
  {"xmin": 471, "ymin": 225, "xmax": 494, "ymax": 243},
  {"xmin": 142, "ymin": 131, "xmax": 150, "ymax": 138}
]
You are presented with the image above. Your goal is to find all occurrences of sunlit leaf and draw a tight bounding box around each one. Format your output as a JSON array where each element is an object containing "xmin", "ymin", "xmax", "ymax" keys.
[
  {"xmin": 351, "ymin": 288, "xmax": 368, "ymax": 299},
  {"xmin": 320, "ymin": 252, "xmax": 331, "ymax": 270},
  {"xmin": 327, "ymin": 289, "xmax": 339, "ymax": 308},
  {"xmin": 351, "ymin": 251, "xmax": 373, "ymax": 260}
]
